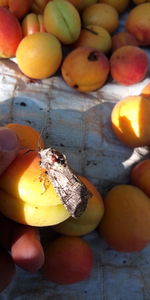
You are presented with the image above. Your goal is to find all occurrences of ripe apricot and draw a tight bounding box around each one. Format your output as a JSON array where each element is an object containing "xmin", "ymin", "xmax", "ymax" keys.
[
  {"xmin": 99, "ymin": 184, "xmax": 150, "ymax": 252},
  {"xmin": 41, "ymin": 236, "xmax": 93, "ymax": 284},
  {"xmin": 110, "ymin": 45, "xmax": 148, "ymax": 85},
  {"xmin": 16, "ymin": 32, "xmax": 62, "ymax": 79},
  {"xmin": 111, "ymin": 95, "xmax": 150, "ymax": 148},
  {"xmin": 0, "ymin": 150, "xmax": 70, "ymax": 226},
  {"xmin": 74, "ymin": 25, "xmax": 112, "ymax": 54},
  {"xmin": 125, "ymin": 3, "xmax": 150, "ymax": 45},
  {"xmin": 98, "ymin": 0, "xmax": 130, "ymax": 14},
  {"xmin": 111, "ymin": 31, "xmax": 138, "ymax": 52},
  {"xmin": 21, "ymin": 13, "xmax": 46, "ymax": 36},
  {"xmin": 82, "ymin": 3, "xmax": 119, "ymax": 34},
  {"xmin": 67, "ymin": 0, "xmax": 97, "ymax": 11},
  {"xmin": 61, "ymin": 46, "xmax": 110, "ymax": 92},
  {"xmin": 131, "ymin": 159, "xmax": 150, "ymax": 198},
  {"xmin": 53, "ymin": 175, "xmax": 104, "ymax": 236},
  {"xmin": 0, "ymin": 7, "xmax": 22, "ymax": 58},
  {"xmin": 8, "ymin": 0, "xmax": 32, "ymax": 20},
  {"xmin": 5, "ymin": 123, "xmax": 45, "ymax": 150},
  {"xmin": 43, "ymin": 0, "xmax": 81, "ymax": 44}
]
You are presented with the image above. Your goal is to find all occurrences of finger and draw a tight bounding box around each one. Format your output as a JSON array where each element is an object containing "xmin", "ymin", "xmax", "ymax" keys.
[
  {"xmin": 0, "ymin": 127, "xmax": 19, "ymax": 174},
  {"xmin": 11, "ymin": 224, "xmax": 44, "ymax": 272},
  {"xmin": 0, "ymin": 248, "xmax": 15, "ymax": 292}
]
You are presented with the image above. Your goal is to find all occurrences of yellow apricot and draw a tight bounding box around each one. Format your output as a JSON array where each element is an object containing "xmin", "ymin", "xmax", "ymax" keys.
[
  {"xmin": 111, "ymin": 95, "xmax": 150, "ymax": 147},
  {"xmin": 5, "ymin": 123, "xmax": 45, "ymax": 150},
  {"xmin": 16, "ymin": 32, "xmax": 62, "ymax": 79}
]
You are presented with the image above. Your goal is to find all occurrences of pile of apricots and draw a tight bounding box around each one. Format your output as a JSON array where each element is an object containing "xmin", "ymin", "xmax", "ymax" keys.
[
  {"xmin": 2, "ymin": 90, "xmax": 150, "ymax": 286},
  {"xmin": 0, "ymin": 0, "xmax": 150, "ymax": 91}
]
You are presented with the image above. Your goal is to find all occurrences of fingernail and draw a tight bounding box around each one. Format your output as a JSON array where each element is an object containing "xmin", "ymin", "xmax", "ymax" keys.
[{"xmin": 0, "ymin": 127, "xmax": 19, "ymax": 151}]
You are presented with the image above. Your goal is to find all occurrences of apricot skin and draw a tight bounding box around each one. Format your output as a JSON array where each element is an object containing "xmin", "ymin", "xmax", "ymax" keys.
[
  {"xmin": 99, "ymin": 184, "xmax": 150, "ymax": 252},
  {"xmin": 110, "ymin": 45, "xmax": 148, "ymax": 85},
  {"xmin": 43, "ymin": 0, "xmax": 81, "ymax": 44},
  {"xmin": 8, "ymin": 0, "xmax": 32, "ymax": 20},
  {"xmin": 0, "ymin": 7, "xmax": 22, "ymax": 58},
  {"xmin": 67, "ymin": 0, "xmax": 97, "ymax": 11},
  {"xmin": 16, "ymin": 32, "xmax": 62, "ymax": 79},
  {"xmin": 131, "ymin": 159, "xmax": 150, "ymax": 198},
  {"xmin": 75, "ymin": 25, "xmax": 112, "ymax": 54},
  {"xmin": 0, "ymin": 150, "xmax": 70, "ymax": 226},
  {"xmin": 111, "ymin": 95, "xmax": 150, "ymax": 148},
  {"xmin": 125, "ymin": 3, "xmax": 150, "ymax": 46},
  {"xmin": 82, "ymin": 3, "xmax": 119, "ymax": 34},
  {"xmin": 111, "ymin": 31, "xmax": 138, "ymax": 52},
  {"xmin": 22, "ymin": 13, "xmax": 46, "ymax": 37},
  {"xmin": 41, "ymin": 236, "xmax": 93, "ymax": 284},
  {"xmin": 61, "ymin": 46, "xmax": 110, "ymax": 92},
  {"xmin": 53, "ymin": 175, "xmax": 104, "ymax": 236}
]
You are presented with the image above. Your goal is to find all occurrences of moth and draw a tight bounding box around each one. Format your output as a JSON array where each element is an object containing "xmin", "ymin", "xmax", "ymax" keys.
[{"xmin": 38, "ymin": 147, "xmax": 91, "ymax": 218}]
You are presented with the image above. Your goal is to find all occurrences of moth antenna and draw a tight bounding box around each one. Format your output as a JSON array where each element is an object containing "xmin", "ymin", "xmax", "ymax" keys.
[{"xmin": 37, "ymin": 125, "xmax": 47, "ymax": 151}]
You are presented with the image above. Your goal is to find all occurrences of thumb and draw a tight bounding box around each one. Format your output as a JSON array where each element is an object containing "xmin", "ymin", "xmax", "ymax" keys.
[{"xmin": 0, "ymin": 127, "xmax": 19, "ymax": 175}]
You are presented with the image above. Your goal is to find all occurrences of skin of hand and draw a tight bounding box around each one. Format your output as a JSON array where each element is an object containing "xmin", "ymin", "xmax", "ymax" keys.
[{"xmin": 0, "ymin": 127, "xmax": 44, "ymax": 292}]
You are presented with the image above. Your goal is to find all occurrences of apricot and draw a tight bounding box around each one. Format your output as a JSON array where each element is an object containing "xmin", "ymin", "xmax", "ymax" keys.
[
  {"xmin": 82, "ymin": 3, "xmax": 119, "ymax": 34},
  {"xmin": 22, "ymin": 13, "xmax": 46, "ymax": 37},
  {"xmin": 31, "ymin": 0, "xmax": 50, "ymax": 14},
  {"xmin": 53, "ymin": 176, "xmax": 104, "ymax": 236},
  {"xmin": 98, "ymin": 0, "xmax": 130, "ymax": 14},
  {"xmin": 16, "ymin": 32, "xmax": 62, "ymax": 79},
  {"xmin": 110, "ymin": 45, "xmax": 148, "ymax": 85},
  {"xmin": 0, "ymin": 150, "xmax": 70, "ymax": 226},
  {"xmin": 8, "ymin": 0, "xmax": 32, "ymax": 19},
  {"xmin": 141, "ymin": 82, "xmax": 150, "ymax": 97},
  {"xmin": 0, "ymin": 7, "xmax": 22, "ymax": 58},
  {"xmin": 131, "ymin": 159, "xmax": 150, "ymax": 198},
  {"xmin": 67, "ymin": 0, "xmax": 97, "ymax": 11},
  {"xmin": 111, "ymin": 31, "xmax": 138, "ymax": 52},
  {"xmin": 41, "ymin": 236, "xmax": 93, "ymax": 284},
  {"xmin": 111, "ymin": 95, "xmax": 150, "ymax": 147},
  {"xmin": 99, "ymin": 184, "xmax": 150, "ymax": 252},
  {"xmin": 5, "ymin": 123, "xmax": 45, "ymax": 150},
  {"xmin": 61, "ymin": 47, "xmax": 110, "ymax": 92},
  {"xmin": 125, "ymin": 3, "xmax": 150, "ymax": 45},
  {"xmin": 43, "ymin": 0, "xmax": 81, "ymax": 44},
  {"xmin": 74, "ymin": 25, "xmax": 112, "ymax": 54}
]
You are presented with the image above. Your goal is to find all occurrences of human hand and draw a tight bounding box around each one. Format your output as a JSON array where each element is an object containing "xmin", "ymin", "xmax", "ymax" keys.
[{"xmin": 0, "ymin": 127, "xmax": 44, "ymax": 292}]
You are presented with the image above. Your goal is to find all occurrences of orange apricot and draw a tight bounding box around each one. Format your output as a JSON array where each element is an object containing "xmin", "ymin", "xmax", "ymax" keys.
[
  {"xmin": 99, "ymin": 184, "xmax": 150, "ymax": 252},
  {"xmin": 98, "ymin": 0, "xmax": 130, "ymax": 14},
  {"xmin": 67, "ymin": 0, "xmax": 97, "ymax": 11},
  {"xmin": 41, "ymin": 236, "xmax": 93, "ymax": 284},
  {"xmin": 21, "ymin": 13, "xmax": 46, "ymax": 37},
  {"xmin": 82, "ymin": 3, "xmax": 119, "ymax": 34},
  {"xmin": 111, "ymin": 31, "xmax": 138, "ymax": 52},
  {"xmin": 5, "ymin": 123, "xmax": 45, "ymax": 150},
  {"xmin": 74, "ymin": 25, "xmax": 112, "ymax": 54},
  {"xmin": 111, "ymin": 95, "xmax": 150, "ymax": 148},
  {"xmin": 125, "ymin": 3, "xmax": 150, "ymax": 45},
  {"xmin": 0, "ymin": 150, "xmax": 70, "ymax": 226},
  {"xmin": 16, "ymin": 32, "xmax": 62, "ymax": 79},
  {"xmin": 61, "ymin": 46, "xmax": 110, "ymax": 92}
]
